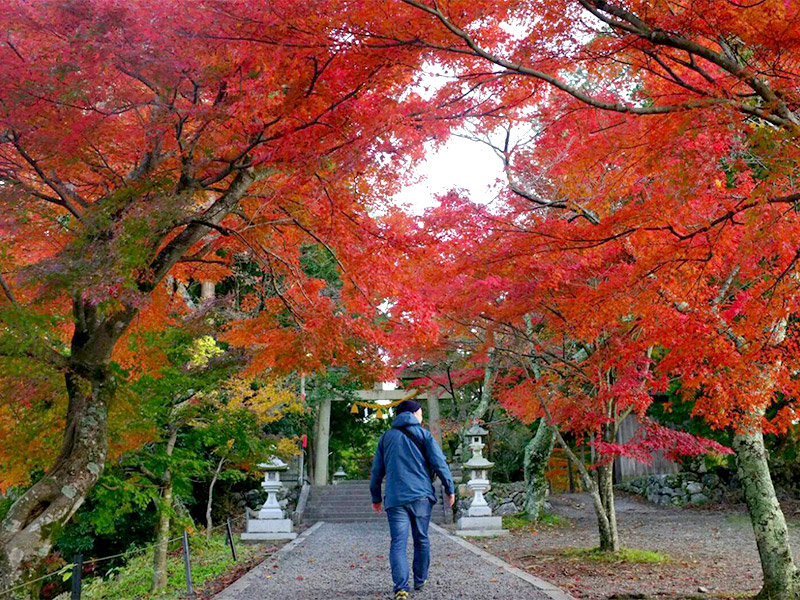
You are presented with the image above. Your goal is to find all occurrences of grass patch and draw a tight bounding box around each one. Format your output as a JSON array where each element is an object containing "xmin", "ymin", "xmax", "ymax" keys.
[
  {"xmin": 68, "ymin": 532, "xmax": 273, "ymax": 600},
  {"xmin": 539, "ymin": 513, "xmax": 568, "ymax": 526},
  {"xmin": 561, "ymin": 547, "xmax": 669, "ymax": 563},
  {"xmin": 502, "ymin": 512, "xmax": 569, "ymax": 530},
  {"xmin": 502, "ymin": 513, "xmax": 534, "ymax": 530}
]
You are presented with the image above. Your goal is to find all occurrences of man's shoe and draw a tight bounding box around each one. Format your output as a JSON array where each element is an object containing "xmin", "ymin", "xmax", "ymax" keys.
[
  {"xmin": 413, "ymin": 582, "xmax": 425, "ymax": 591},
  {"xmin": 394, "ymin": 591, "xmax": 410, "ymax": 599}
]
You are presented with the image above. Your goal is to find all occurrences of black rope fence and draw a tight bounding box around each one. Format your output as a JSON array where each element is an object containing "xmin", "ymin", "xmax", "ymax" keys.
[{"xmin": 0, "ymin": 513, "xmax": 249, "ymax": 600}]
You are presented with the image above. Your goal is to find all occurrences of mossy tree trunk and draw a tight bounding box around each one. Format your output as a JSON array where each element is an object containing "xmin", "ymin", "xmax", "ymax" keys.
[
  {"xmin": 733, "ymin": 424, "xmax": 800, "ymax": 600},
  {"xmin": 0, "ymin": 170, "xmax": 259, "ymax": 590},
  {"xmin": 0, "ymin": 301, "xmax": 133, "ymax": 592},
  {"xmin": 151, "ymin": 424, "xmax": 179, "ymax": 592},
  {"xmin": 523, "ymin": 419, "xmax": 556, "ymax": 521},
  {"xmin": 206, "ymin": 457, "xmax": 226, "ymax": 540}
]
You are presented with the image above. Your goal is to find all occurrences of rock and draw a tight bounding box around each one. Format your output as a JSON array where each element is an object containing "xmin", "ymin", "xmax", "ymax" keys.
[
  {"xmin": 690, "ymin": 493, "xmax": 710, "ymax": 505},
  {"xmin": 698, "ymin": 586, "xmax": 710, "ymax": 593},
  {"xmin": 685, "ymin": 481, "xmax": 703, "ymax": 495},
  {"xmin": 495, "ymin": 502, "xmax": 519, "ymax": 516}
]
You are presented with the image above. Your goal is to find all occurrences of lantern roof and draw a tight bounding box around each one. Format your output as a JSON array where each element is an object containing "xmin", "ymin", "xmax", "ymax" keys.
[
  {"xmin": 465, "ymin": 423, "xmax": 488, "ymax": 437},
  {"xmin": 258, "ymin": 456, "xmax": 288, "ymax": 471},
  {"xmin": 464, "ymin": 455, "xmax": 494, "ymax": 469}
]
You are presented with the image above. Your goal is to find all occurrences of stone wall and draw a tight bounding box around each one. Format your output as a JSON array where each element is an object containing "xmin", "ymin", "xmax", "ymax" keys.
[
  {"xmin": 243, "ymin": 480, "xmax": 301, "ymax": 513},
  {"xmin": 618, "ymin": 471, "xmax": 739, "ymax": 506},
  {"xmin": 456, "ymin": 481, "xmax": 527, "ymax": 518}
]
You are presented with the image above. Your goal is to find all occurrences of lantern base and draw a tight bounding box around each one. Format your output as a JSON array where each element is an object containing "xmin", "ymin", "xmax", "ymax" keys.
[
  {"xmin": 466, "ymin": 505, "xmax": 492, "ymax": 517},
  {"xmin": 242, "ymin": 517, "xmax": 296, "ymax": 542},
  {"xmin": 241, "ymin": 531, "xmax": 298, "ymax": 542},
  {"xmin": 456, "ymin": 515, "xmax": 507, "ymax": 537}
]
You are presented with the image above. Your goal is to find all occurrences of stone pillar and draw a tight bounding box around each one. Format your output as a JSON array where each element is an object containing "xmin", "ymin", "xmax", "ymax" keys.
[
  {"xmin": 427, "ymin": 390, "xmax": 442, "ymax": 445},
  {"xmin": 313, "ymin": 397, "xmax": 331, "ymax": 486},
  {"xmin": 200, "ymin": 280, "xmax": 215, "ymax": 301}
]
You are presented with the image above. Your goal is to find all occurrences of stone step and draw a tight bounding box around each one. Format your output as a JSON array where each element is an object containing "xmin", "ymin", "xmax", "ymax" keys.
[
  {"xmin": 308, "ymin": 500, "xmax": 375, "ymax": 505},
  {"xmin": 316, "ymin": 490, "xmax": 372, "ymax": 494},
  {"xmin": 301, "ymin": 482, "xmax": 454, "ymax": 525},
  {"xmin": 328, "ymin": 480, "xmax": 371, "ymax": 485},
  {"xmin": 303, "ymin": 515, "xmax": 450, "ymax": 524},
  {"xmin": 307, "ymin": 503, "xmax": 376, "ymax": 510},
  {"xmin": 308, "ymin": 496, "xmax": 374, "ymax": 501},
  {"xmin": 304, "ymin": 513, "xmax": 385, "ymax": 519},
  {"xmin": 309, "ymin": 490, "xmax": 374, "ymax": 496}
]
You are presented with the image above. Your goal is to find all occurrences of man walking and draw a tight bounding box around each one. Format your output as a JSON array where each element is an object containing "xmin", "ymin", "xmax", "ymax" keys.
[{"xmin": 369, "ymin": 399, "xmax": 456, "ymax": 599}]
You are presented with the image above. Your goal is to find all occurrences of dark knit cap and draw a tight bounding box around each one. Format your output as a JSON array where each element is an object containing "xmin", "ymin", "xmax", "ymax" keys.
[{"xmin": 396, "ymin": 399, "xmax": 422, "ymax": 414}]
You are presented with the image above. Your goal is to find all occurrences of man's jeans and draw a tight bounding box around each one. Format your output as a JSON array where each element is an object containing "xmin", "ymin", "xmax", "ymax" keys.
[{"xmin": 385, "ymin": 497, "xmax": 432, "ymax": 593}]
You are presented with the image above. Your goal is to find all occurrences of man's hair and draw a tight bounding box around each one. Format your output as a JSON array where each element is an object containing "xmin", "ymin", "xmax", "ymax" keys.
[{"xmin": 396, "ymin": 399, "xmax": 422, "ymax": 414}]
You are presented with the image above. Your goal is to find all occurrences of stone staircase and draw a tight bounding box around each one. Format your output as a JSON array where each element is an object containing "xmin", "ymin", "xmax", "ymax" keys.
[{"xmin": 302, "ymin": 480, "xmax": 453, "ymax": 524}]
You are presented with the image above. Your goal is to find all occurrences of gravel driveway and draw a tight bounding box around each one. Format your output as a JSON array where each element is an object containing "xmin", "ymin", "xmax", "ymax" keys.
[{"xmin": 212, "ymin": 521, "xmax": 562, "ymax": 600}]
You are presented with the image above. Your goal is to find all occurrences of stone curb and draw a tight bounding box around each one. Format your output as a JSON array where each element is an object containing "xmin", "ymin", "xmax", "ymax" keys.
[
  {"xmin": 210, "ymin": 521, "xmax": 324, "ymax": 600},
  {"xmin": 429, "ymin": 523, "xmax": 577, "ymax": 600}
]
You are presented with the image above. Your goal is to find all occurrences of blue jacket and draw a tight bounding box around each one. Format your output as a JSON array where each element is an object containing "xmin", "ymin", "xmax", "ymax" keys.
[{"xmin": 369, "ymin": 411, "xmax": 455, "ymax": 509}]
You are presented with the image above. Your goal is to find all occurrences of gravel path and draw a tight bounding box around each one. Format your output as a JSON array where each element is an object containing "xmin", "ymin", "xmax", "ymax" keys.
[{"xmin": 213, "ymin": 521, "xmax": 561, "ymax": 600}]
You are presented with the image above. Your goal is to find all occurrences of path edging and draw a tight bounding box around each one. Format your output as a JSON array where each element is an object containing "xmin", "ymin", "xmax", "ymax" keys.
[
  {"xmin": 211, "ymin": 521, "xmax": 324, "ymax": 600},
  {"xmin": 429, "ymin": 523, "xmax": 577, "ymax": 600}
]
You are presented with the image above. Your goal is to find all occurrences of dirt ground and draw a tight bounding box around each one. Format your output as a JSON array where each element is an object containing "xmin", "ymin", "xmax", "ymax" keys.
[{"xmin": 480, "ymin": 492, "xmax": 800, "ymax": 600}]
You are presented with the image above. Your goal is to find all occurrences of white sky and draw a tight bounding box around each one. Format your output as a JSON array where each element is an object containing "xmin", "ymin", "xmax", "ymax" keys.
[{"xmin": 393, "ymin": 133, "xmax": 506, "ymax": 214}]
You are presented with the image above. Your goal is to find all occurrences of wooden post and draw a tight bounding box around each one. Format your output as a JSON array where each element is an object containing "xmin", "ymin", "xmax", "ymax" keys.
[
  {"xmin": 70, "ymin": 554, "xmax": 83, "ymax": 600},
  {"xmin": 225, "ymin": 518, "xmax": 237, "ymax": 562},
  {"xmin": 182, "ymin": 530, "xmax": 194, "ymax": 597},
  {"xmin": 200, "ymin": 280, "xmax": 215, "ymax": 301},
  {"xmin": 567, "ymin": 454, "xmax": 575, "ymax": 493},
  {"xmin": 427, "ymin": 390, "xmax": 442, "ymax": 445},
  {"xmin": 313, "ymin": 397, "xmax": 331, "ymax": 485}
]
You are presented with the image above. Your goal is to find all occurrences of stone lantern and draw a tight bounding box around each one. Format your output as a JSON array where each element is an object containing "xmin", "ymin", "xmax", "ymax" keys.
[
  {"xmin": 332, "ymin": 465, "xmax": 347, "ymax": 485},
  {"xmin": 456, "ymin": 423, "xmax": 507, "ymax": 537},
  {"xmin": 241, "ymin": 457, "xmax": 297, "ymax": 542}
]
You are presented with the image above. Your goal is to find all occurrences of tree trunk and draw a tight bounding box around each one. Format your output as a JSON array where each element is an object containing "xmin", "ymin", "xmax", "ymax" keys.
[
  {"xmin": 151, "ymin": 425, "xmax": 179, "ymax": 592},
  {"xmin": 0, "ymin": 301, "xmax": 130, "ymax": 590},
  {"xmin": 0, "ymin": 172, "xmax": 257, "ymax": 590},
  {"xmin": 470, "ymin": 347, "xmax": 495, "ymax": 422},
  {"xmin": 523, "ymin": 419, "xmax": 556, "ymax": 521},
  {"xmin": 597, "ymin": 419, "xmax": 619, "ymax": 552},
  {"xmin": 549, "ymin": 424, "xmax": 619, "ymax": 552},
  {"xmin": 733, "ymin": 426, "xmax": 800, "ymax": 600},
  {"xmin": 206, "ymin": 457, "xmax": 225, "ymax": 540},
  {"xmin": 597, "ymin": 462, "xmax": 619, "ymax": 552}
]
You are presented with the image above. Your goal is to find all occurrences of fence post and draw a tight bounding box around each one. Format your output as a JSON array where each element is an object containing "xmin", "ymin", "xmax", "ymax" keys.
[
  {"xmin": 70, "ymin": 554, "xmax": 83, "ymax": 600},
  {"xmin": 182, "ymin": 530, "xmax": 194, "ymax": 597},
  {"xmin": 226, "ymin": 517, "xmax": 238, "ymax": 562}
]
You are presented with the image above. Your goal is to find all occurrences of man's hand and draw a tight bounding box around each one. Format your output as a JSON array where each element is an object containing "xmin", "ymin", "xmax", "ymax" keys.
[
  {"xmin": 447, "ymin": 494, "xmax": 455, "ymax": 507},
  {"xmin": 372, "ymin": 502, "xmax": 382, "ymax": 514}
]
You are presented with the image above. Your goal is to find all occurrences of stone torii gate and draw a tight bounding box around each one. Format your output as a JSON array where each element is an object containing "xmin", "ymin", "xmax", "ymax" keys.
[{"xmin": 312, "ymin": 386, "xmax": 448, "ymax": 486}]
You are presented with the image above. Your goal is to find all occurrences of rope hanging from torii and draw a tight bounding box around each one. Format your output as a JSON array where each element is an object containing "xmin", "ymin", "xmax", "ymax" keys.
[{"xmin": 350, "ymin": 389, "xmax": 422, "ymax": 419}]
